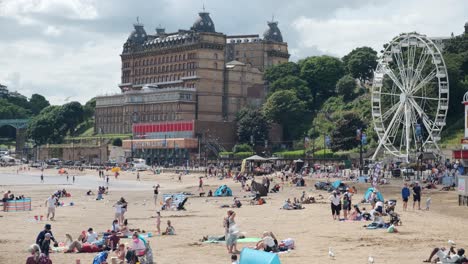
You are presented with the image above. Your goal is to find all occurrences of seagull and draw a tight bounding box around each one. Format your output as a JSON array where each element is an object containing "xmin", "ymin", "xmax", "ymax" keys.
[
  {"xmin": 368, "ymin": 255, "xmax": 375, "ymax": 264},
  {"xmin": 328, "ymin": 247, "xmax": 335, "ymax": 259}
]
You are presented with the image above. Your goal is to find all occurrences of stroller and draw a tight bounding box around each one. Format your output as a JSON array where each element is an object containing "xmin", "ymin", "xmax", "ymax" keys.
[{"xmin": 389, "ymin": 212, "xmax": 402, "ymax": 226}]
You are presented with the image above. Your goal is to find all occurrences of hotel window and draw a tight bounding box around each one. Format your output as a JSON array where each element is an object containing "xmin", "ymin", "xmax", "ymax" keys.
[
  {"xmin": 170, "ymin": 65, "xmax": 173, "ymax": 71},
  {"xmin": 214, "ymin": 62, "xmax": 218, "ymax": 69},
  {"xmin": 183, "ymin": 54, "xmax": 186, "ymax": 60},
  {"xmin": 214, "ymin": 53, "xmax": 218, "ymax": 59}
]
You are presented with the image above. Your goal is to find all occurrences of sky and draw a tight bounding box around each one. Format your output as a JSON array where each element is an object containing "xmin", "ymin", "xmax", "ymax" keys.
[{"xmin": 0, "ymin": 0, "xmax": 466, "ymax": 105}]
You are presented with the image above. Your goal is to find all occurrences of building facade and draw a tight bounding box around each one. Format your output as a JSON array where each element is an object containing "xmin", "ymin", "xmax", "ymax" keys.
[{"xmin": 95, "ymin": 11, "xmax": 288, "ymax": 164}]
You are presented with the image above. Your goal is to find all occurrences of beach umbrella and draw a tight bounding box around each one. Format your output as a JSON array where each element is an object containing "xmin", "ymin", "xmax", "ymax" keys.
[{"xmin": 111, "ymin": 167, "xmax": 121, "ymax": 173}]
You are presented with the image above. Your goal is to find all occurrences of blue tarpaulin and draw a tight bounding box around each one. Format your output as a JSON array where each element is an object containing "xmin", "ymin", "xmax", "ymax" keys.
[{"xmin": 240, "ymin": 248, "xmax": 281, "ymax": 264}]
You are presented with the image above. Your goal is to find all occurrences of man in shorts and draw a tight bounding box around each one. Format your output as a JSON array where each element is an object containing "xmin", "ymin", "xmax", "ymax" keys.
[
  {"xmin": 401, "ymin": 183, "xmax": 410, "ymax": 211},
  {"xmin": 412, "ymin": 182, "xmax": 421, "ymax": 210},
  {"xmin": 45, "ymin": 194, "xmax": 57, "ymax": 220}
]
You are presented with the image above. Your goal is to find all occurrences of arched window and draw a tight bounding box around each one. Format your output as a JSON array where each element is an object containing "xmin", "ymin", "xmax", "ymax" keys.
[
  {"xmin": 170, "ymin": 65, "xmax": 173, "ymax": 71},
  {"xmin": 214, "ymin": 62, "xmax": 218, "ymax": 69},
  {"xmin": 214, "ymin": 53, "xmax": 218, "ymax": 59},
  {"xmin": 183, "ymin": 54, "xmax": 186, "ymax": 60}
]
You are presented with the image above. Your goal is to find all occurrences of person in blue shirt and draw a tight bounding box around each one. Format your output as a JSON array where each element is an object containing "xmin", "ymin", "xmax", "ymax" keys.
[{"xmin": 401, "ymin": 183, "xmax": 410, "ymax": 211}]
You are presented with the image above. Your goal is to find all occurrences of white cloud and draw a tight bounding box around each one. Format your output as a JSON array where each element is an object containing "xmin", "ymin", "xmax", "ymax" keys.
[
  {"xmin": 43, "ymin": 25, "xmax": 62, "ymax": 36},
  {"xmin": 291, "ymin": 0, "xmax": 468, "ymax": 57},
  {"xmin": 0, "ymin": 0, "xmax": 98, "ymax": 21}
]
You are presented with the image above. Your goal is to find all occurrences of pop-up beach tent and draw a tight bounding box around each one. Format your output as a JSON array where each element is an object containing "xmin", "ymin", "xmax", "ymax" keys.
[
  {"xmin": 240, "ymin": 248, "xmax": 281, "ymax": 264},
  {"xmin": 364, "ymin": 187, "xmax": 384, "ymax": 202},
  {"xmin": 214, "ymin": 185, "xmax": 233, "ymax": 197}
]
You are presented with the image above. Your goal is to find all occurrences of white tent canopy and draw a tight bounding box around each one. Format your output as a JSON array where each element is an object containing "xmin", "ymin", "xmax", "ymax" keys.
[{"xmin": 245, "ymin": 155, "xmax": 267, "ymax": 161}]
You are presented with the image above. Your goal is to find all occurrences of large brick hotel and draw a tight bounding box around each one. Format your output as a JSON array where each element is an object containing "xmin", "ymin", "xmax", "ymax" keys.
[{"xmin": 95, "ymin": 10, "xmax": 289, "ymax": 164}]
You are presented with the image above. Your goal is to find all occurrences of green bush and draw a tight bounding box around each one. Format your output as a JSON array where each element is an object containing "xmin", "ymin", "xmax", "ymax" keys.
[
  {"xmin": 219, "ymin": 151, "xmax": 233, "ymax": 158},
  {"xmin": 233, "ymin": 143, "xmax": 253, "ymax": 153},
  {"xmin": 234, "ymin": 151, "xmax": 254, "ymax": 159},
  {"xmin": 273, "ymin": 149, "xmax": 305, "ymax": 159}
]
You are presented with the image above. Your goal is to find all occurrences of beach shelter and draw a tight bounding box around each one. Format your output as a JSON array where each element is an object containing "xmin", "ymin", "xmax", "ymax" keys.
[
  {"xmin": 364, "ymin": 187, "xmax": 384, "ymax": 202},
  {"xmin": 331, "ymin": 180, "xmax": 342, "ymax": 189},
  {"xmin": 214, "ymin": 185, "xmax": 232, "ymax": 197},
  {"xmin": 245, "ymin": 155, "xmax": 267, "ymax": 161},
  {"xmin": 251, "ymin": 180, "xmax": 268, "ymax": 196},
  {"xmin": 240, "ymin": 248, "xmax": 281, "ymax": 264}
]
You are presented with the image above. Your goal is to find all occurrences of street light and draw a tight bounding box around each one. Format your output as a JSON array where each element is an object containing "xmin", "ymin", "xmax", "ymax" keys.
[
  {"xmin": 416, "ymin": 123, "xmax": 423, "ymax": 180},
  {"xmin": 356, "ymin": 128, "xmax": 367, "ymax": 177},
  {"xmin": 131, "ymin": 112, "xmax": 139, "ymax": 162}
]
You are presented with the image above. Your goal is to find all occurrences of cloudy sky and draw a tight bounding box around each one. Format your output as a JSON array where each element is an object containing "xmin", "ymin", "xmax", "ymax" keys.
[{"xmin": 0, "ymin": 0, "xmax": 466, "ymax": 105}]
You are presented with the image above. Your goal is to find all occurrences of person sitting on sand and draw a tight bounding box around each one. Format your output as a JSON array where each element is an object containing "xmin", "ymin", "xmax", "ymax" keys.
[
  {"xmin": 112, "ymin": 219, "xmax": 120, "ymax": 232},
  {"xmin": 26, "ymin": 244, "xmax": 52, "ymax": 264},
  {"xmin": 255, "ymin": 231, "xmax": 278, "ymax": 252},
  {"xmin": 162, "ymin": 220, "xmax": 176, "ymax": 235},
  {"xmin": 119, "ymin": 219, "xmax": 142, "ymax": 237},
  {"xmin": 106, "ymin": 230, "xmax": 120, "ymax": 251},
  {"xmin": 115, "ymin": 243, "xmax": 126, "ymax": 264},
  {"xmin": 233, "ymin": 197, "xmax": 242, "ymax": 208},
  {"xmin": 282, "ymin": 199, "xmax": 293, "ymax": 210},
  {"xmin": 424, "ymin": 240, "xmax": 457, "ymax": 263},
  {"xmin": 128, "ymin": 232, "xmax": 146, "ymax": 257},
  {"xmin": 64, "ymin": 234, "xmax": 102, "ymax": 253},
  {"xmin": 207, "ymin": 190, "xmax": 213, "ymax": 197},
  {"xmin": 86, "ymin": 190, "xmax": 94, "ymax": 196},
  {"xmin": 348, "ymin": 205, "xmax": 363, "ymax": 221}
]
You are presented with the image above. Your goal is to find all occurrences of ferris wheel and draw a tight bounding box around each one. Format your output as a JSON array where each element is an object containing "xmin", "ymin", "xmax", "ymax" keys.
[{"xmin": 371, "ymin": 33, "xmax": 449, "ymax": 161}]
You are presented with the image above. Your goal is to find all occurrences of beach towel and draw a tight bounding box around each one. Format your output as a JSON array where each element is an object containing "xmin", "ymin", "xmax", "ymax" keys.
[{"xmin": 203, "ymin": 237, "xmax": 261, "ymax": 244}]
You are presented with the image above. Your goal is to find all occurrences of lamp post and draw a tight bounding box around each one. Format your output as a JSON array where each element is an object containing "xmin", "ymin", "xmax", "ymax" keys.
[
  {"xmin": 416, "ymin": 123, "xmax": 422, "ymax": 180},
  {"xmin": 131, "ymin": 112, "xmax": 139, "ymax": 162},
  {"xmin": 356, "ymin": 129, "xmax": 367, "ymax": 177},
  {"xmin": 99, "ymin": 128, "xmax": 103, "ymax": 165}
]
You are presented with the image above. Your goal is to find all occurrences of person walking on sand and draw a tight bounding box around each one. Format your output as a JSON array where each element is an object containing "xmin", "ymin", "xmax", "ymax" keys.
[
  {"xmin": 156, "ymin": 211, "xmax": 161, "ymax": 235},
  {"xmin": 72, "ymin": 175, "xmax": 75, "ymax": 184},
  {"xmin": 401, "ymin": 183, "xmax": 410, "ymax": 211},
  {"xmin": 45, "ymin": 195, "xmax": 57, "ymax": 221},
  {"xmin": 40, "ymin": 174, "xmax": 44, "ymax": 183},
  {"xmin": 413, "ymin": 181, "xmax": 422, "ymax": 210},
  {"xmin": 106, "ymin": 175, "xmax": 109, "ymax": 185},
  {"xmin": 66, "ymin": 174, "xmax": 69, "ymax": 182},
  {"xmin": 137, "ymin": 172, "xmax": 140, "ymax": 181},
  {"xmin": 178, "ymin": 172, "xmax": 182, "ymax": 182},
  {"xmin": 198, "ymin": 177, "xmax": 204, "ymax": 191},
  {"xmin": 153, "ymin": 184, "xmax": 160, "ymax": 206}
]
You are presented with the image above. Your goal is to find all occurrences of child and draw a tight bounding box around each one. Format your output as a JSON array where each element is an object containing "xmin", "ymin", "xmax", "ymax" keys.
[
  {"xmin": 162, "ymin": 220, "xmax": 175, "ymax": 235},
  {"xmin": 41, "ymin": 233, "xmax": 51, "ymax": 257},
  {"xmin": 231, "ymin": 254, "xmax": 239, "ymax": 264},
  {"xmin": 425, "ymin": 197, "xmax": 432, "ymax": 211},
  {"xmin": 156, "ymin": 211, "xmax": 161, "ymax": 235}
]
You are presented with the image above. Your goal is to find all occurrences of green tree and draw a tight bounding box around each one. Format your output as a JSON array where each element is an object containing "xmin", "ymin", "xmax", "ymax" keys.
[
  {"xmin": 29, "ymin": 94, "xmax": 50, "ymax": 115},
  {"xmin": 84, "ymin": 97, "xmax": 96, "ymax": 119},
  {"xmin": 60, "ymin": 101, "xmax": 84, "ymax": 135},
  {"xmin": 300, "ymin": 56, "xmax": 345, "ymax": 108},
  {"xmin": 269, "ymin": 76, "xmax": 312, "ymax": 105},
  {"xmin": 236, "ymin": 108, "xmax": 271, "ymax": 144},
  {"xmin": 263, "ymin": 90, "xmax": 308, "ymax": 140},
  {"xmin": 264, "ymin": 62, "xmax": 300, "ymax": 83},
  {"xmin": 330, "ymin": 112, "xmax": 366, "ymax": 151},
  {"xmin": 0, "ymin": 99, "xmax": 31, "ymax": 119},
  {"xmin": 112, "ymin": 138, "xmax": 123, "ymax": 147},
  {"xmin": 342, "ymin": 47, "xmax": 378, "ymax": 83},
  {"xmin": 28, "ymin": 106, "xmax": 63, "ymax": 144},
  {"xmin": 336, "ymin": 75, "xmax": 357, "ymax": 101}
]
